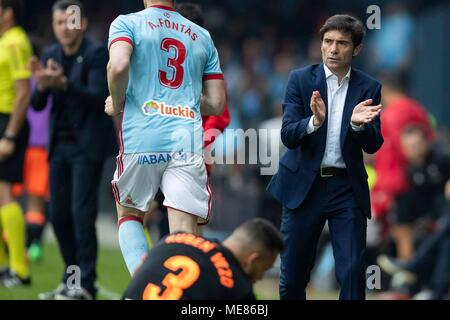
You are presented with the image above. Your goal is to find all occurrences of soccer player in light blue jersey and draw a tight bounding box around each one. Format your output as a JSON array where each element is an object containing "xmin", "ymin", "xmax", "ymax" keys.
[{"xmin": 105, "ymin": 0, "xmax": 226, "ymax": 275}]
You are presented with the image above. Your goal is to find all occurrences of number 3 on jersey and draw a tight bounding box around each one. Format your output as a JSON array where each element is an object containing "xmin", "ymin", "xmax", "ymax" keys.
[
  {"xmin": 159, "ymin": 38, "xmax": 186, "ymax": 89},
  {"xmin": 142, "ymin": 256, "xmax": 200, "ymax": 300}
]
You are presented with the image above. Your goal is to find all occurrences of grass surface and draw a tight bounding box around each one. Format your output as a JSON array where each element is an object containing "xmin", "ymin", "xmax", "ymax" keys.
[
  {"xmin": 0, "ymin": 242, "xmax": 282, "ymax": 300},
  {"xmin": 0, "ymin": 241, "xmax": 376, "ymax": 300},
  {"xmin": 0, "ymin": 242, "xmax": 130, "ymax": 300}
]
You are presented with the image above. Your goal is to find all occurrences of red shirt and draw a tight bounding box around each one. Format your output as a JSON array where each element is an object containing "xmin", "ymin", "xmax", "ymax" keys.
[
  {"xmin": 202, "ymin": 93, "xmax": 231, "ymax": 174},
  {"xmin": 372, "ymin": 96, "xmax": 433, "ymax": 218},
  {"xmin": 202, "ymin": 101, "xmax": 230, "ymax": 148}
]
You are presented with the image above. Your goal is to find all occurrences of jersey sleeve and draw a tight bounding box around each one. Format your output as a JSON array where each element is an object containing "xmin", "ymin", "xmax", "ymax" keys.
[
  {"xmin": 203, "ymin": 37, "xmax": 223, "ymax": 81},
  {"xmin": 7, "ymin": 39, "xmax": 32, "ymax": 81},
  {"xmin": 108, "ymin": 15, "xmax": 134, "ymax": 50}
]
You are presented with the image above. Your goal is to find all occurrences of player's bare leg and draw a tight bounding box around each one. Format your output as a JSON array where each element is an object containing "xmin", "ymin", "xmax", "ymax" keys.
[
  {"xmin": 116, "ymin": 203, "xmax": 149, "ymax": 275},
  {"xmin": 167, "ymin": 207, "xmax": 199, "ymax": 235},
  {"xmin": 116, "ymin": 202, "xmax": 145, "ymax": 222},
  {"xmin": 392, "ymin": 223, "xmax": 414, "ymax": 260}
]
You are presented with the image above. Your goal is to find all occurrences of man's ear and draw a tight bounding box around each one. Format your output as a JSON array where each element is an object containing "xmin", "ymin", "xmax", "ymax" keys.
[
  {"xmin": 247, "ymin": 252, "xmax": 260, "ymax": 266},
  {"xmin": 241, "ymin": 252, "xmax": 259, "ymax": 272},
  {"xmin": 353, "ymin": 44, "xmax": 362, "ymax": 57}
]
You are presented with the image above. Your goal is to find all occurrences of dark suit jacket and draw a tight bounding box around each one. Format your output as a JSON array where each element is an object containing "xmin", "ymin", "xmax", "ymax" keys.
[
  {"xmin": 31, "ymin": 37, "xmax": 116, "ymax": 162},
  {"xmin": 267, "ymin": 64, "xmax": 383, "ymax": 218}
]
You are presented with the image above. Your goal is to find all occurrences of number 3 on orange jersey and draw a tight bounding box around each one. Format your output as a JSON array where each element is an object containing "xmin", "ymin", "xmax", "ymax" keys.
[{"xmin": 142, "ymin": 256, "xmax": 200, "ymax": 300}]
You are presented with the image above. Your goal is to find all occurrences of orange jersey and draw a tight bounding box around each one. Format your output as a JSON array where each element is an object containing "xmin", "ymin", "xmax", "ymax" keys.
[{"xmin": 124, "ymin": 233, "xmax": 255, "ymax": 300}]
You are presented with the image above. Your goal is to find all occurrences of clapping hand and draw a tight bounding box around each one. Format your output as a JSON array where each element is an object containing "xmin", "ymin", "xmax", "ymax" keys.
[
  {"xmin": 351, "ymin": 99, "xmax": 382, "ymax": 126},
  {"xmin": 310, "ymin": 91, "xmax": 326, "ymax": 126},
  {"xmin": 29, "ymin": 57, "xmax": 67, "ymax": 91}
]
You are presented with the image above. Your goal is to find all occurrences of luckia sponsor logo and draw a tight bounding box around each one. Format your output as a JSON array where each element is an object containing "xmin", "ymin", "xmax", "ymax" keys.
[{"xmin": 142, "ymin": 100, "xmax": 195, "ymax": 120}]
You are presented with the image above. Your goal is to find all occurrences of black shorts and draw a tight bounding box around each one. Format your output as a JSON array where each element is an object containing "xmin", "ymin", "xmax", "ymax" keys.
[
  {"xmin": 0, "ymin": 113, "xmax": 29, "ymax": 183},
  {"xmin": 154, "ymin": 189, "xmax": 165, "ymax": 204},
  {"xmin": 391, "ymin": 191, "xmax": 427, "ymax": 224}
]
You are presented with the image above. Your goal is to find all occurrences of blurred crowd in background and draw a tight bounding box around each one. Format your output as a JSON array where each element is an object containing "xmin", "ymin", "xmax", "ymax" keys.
[{"xmin": 11, "ymin": 0, "xmax": 450, "ymax": 299}]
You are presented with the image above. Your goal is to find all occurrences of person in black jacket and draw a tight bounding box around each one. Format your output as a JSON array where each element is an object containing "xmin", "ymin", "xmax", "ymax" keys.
[{"xmin": 30, "ymin": 0, "xmax": 116, "ymax": 300}]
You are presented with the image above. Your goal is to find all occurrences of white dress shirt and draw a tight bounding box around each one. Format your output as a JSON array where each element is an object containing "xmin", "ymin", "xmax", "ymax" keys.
[{"xmin": 306, "ymin": 64, "xmax": 363, "ymax": 168}]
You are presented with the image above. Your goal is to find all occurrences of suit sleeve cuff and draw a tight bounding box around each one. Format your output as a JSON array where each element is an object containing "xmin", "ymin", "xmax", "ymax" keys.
[
  {"xmin": 351, "ymin": 122, "xmax": 365, "ymax": 131},
  {"xmin": 307, "ymin": 116, "xmax": 321, "ymax": 134}
]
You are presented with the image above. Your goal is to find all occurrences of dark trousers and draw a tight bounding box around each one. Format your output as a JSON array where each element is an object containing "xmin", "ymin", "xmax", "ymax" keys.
[
  {"xmin": 406, "ymin": 211, "xmax": 450, "ymax": 299},
  {"xmin": 279, "ymin": 174, "xmax": 367, "ymax": 300},
  {"xmin": 49, "ymin": 141, "xmax": 103, "ymax": 296}
]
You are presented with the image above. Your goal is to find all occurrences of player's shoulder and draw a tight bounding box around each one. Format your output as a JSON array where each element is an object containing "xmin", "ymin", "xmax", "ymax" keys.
[
  {"xmin": 123, "ymin": 8, "xmax": 149, "ymax": 20},
  {"xmin": 193, "ymin": 23, "xmax": 216, "ymax": 47},
  {"xmin": 110, "ymin": 10, "xmax": 143, "ymax": 27},
  {"xmin": 187, "ymin": 19, "xmax": 212, "ymax": 39},
  {"xmin": 2, "ymin": 27, "xmax": 30, "ymax": 47},
  {"xmin": 169, "ymin": 12, "xmax": 215, "ymax": 45}
]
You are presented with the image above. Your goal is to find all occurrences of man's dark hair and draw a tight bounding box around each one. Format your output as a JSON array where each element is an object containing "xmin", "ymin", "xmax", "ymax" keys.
[
  {"xmin": 0, "ymin": 0, "xmax": 24, "ymax": 22},
  {"xmin": 319, "ymin": 14, "xmax": 366, "ymax": 47},
  {"xmin": 52, "ymin": 0, "xmax": 86, "ymax": 18},
  {"xmin": 177, "ymin": 2, "xmax": 204, "ymax": 27},
  {"xmin": 236, "ymin": 218, "xmax": 284, "ymax": 253}
]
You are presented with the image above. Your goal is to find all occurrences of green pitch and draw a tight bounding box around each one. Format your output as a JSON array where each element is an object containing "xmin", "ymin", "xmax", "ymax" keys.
[
  {"xmin": 0, "ymin": 242, "xmax": 130, "ymax": 300},
  {"xmin": 0, "ymin": 241, "xmax": 281, "ymax": 300},
  {"xmin": 0, "ymin": 241, "xmax": 371, "ymax": 300}
]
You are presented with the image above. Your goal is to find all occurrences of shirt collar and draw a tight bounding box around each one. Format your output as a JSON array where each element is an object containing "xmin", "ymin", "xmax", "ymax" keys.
[
  {"xmin": 148, "ymin": 5, "xmax": 177, "ymax": 12},
  {"xmin": 323, "ymin": 64, "xmax": 351, "ymax": 81}
]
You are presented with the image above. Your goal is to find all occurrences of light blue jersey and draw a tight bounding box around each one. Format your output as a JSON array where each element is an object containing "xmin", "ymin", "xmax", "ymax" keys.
[{"xmin": 108, "ymin": 5, "xmax": 223, "ymax": 155}]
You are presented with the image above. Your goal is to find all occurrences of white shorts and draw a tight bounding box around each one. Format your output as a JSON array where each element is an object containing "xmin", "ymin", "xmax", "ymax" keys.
[{"xmin": 111, "ymin": 152, "xmax": 211, "ymax": 224}]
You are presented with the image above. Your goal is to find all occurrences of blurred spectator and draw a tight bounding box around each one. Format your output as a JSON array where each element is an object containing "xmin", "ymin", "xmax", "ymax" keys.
[
  {"xmin": 378, "ymin": 125, "xmax": 450, "ymax": 299},
  {"xmin": 372, "ymin": 72, "xmax": 434, "ymax": 260},
  {"xmin": 397, "ymin": 125, "xmax": 450, "ymax": 223},
  {"xmin": 366, "ymin": 2, "xmax": 415, "ymax": 75},
  {"xmin": 378, "ymin": 211, "xmax": 449, "ymax": 300},
  {"xmin": 31, "ymin": 0, "xmax": 116, "ymax": 300}
]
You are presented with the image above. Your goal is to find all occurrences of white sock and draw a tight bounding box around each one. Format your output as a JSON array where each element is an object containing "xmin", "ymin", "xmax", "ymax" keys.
[{"xmin": 118, "ymin": 217, "xmax": 149, "ymax": 275}]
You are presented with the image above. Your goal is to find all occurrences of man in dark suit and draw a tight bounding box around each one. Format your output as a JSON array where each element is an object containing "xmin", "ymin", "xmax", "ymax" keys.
[
  {"xmin": 30, "ymin": 0, "xmax": 116, "ymax": 300},
  {"xmin": 267, "ymin": 14, "xmax": 383, "ymax": 300}
]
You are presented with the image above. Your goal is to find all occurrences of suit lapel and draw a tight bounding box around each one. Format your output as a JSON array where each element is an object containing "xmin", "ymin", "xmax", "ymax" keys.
[
  {"xmin": 340, "ymin": 69, "xmax": 362, "ymax": 148},
  {"xmin": 314, "ymin": 64, "xmax": 328, "ymax": 114},
  {"xmin": 313, "ymin": 65, "xmax": 329, "ymax": 147}
]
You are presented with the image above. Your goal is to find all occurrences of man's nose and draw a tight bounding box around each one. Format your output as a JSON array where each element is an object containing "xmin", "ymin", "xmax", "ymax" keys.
[{"xmin": 330, "ymin": 42, "xmax": 338, "ymax": 54}]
